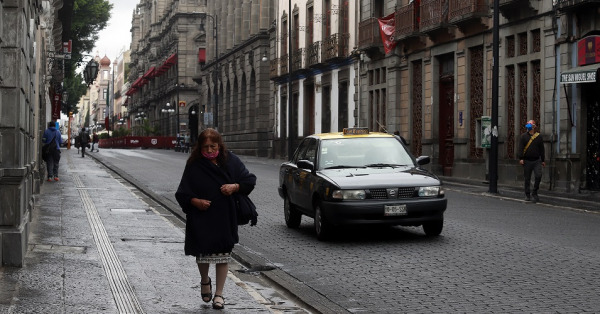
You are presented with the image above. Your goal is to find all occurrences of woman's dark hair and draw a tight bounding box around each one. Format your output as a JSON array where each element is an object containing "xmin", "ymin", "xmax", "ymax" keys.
[{"xmin": 187, "ymin": 128, "xmax": 228, "ymax": 165}]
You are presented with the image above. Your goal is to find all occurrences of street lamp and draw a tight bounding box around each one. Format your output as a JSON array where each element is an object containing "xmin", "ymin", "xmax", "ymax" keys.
[
  {"xmin": 200, "ymin": 13, "xmax": 219, "ymax": 130},
  {"xmin": 83, "ymin": 59, "xmax": 99, "ymax": 86},
  {"xmin": 162, "ymin": 103, "xmax": 175, "ymax": 135}
]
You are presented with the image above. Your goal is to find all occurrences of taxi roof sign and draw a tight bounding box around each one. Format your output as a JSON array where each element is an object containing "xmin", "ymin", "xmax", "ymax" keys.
[{"xmin": 343, "ymin": 127, "xmax": 370, "ymax": 135}]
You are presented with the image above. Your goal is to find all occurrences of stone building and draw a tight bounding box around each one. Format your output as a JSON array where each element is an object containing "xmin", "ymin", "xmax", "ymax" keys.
[
  {"xmin": 127, "ymin": 0, "xmax": 204, "ymax": 141},
  {"xmin": 270, "ymin": 0, "xmax": 358, "ymax": 158},
  {"xmin": 0, "ymin": 0, "xmax": 65, "ymax": 266},
  {"xmin": 355, "ymin": 0, "xmax": 600, "ymax": 192},
  {"xmin": 195, "ymin": 0, "xmax": 275, "ymax": 156}
]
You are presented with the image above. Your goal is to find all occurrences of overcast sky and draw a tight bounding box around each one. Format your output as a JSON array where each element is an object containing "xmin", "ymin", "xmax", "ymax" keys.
[{"xmin": 93, "ymin": 0, "xmax": 139, "ymax": 61}]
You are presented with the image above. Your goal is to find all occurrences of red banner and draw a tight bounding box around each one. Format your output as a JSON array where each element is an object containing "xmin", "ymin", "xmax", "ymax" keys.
[
  {"xmin": 52, "ymin": 94, "xmax": 61, "ymax": 120},
  {"xmin": 378, "ymin": 13, "xmax": 397, "ymax": 55},
  {"xmin": 578, "ymin": 35, "xmax": 600, "ymax": 66}
]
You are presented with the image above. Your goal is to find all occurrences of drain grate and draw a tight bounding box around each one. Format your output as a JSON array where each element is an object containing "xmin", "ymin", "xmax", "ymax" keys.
[{"xmin": 29, "ymin": 244, "xmax": 87, "ymax": 254}]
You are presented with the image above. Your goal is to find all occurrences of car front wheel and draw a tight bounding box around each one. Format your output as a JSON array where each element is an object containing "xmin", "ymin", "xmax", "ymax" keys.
[
  {"xmin": 284, "ymin": 193, "xmax": 302, "ymax": 228},
  {"xmin": 314, "ymin": 203, "xmax": 332, "ymax": 241},
  {"xmin": 422, "ymin": 220, "xmax": 443, "ymax": 236}
]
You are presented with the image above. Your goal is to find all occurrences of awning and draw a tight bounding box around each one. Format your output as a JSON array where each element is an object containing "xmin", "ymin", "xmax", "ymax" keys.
[
  {"xmin": 142, "ymin": 67, "xmax": 155, "ymax": 79},
  {"xmin": 560, "ymin": 64, "xmax": 599, "ymax": 84}
]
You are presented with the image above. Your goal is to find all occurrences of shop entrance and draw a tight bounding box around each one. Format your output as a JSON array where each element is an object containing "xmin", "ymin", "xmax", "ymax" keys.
[{"xmin": 584, "ymin": 84, "xmax": 600, "ymax": 190}]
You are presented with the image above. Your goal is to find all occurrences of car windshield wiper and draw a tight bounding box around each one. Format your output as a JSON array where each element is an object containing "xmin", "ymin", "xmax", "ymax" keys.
[
  {"xmin": 365, "ymin": 163, "xmax": 405, "ymax": 168},
  {"xmin": 323, "ymin": 165, "xmax": 367, "ymax": 169}
]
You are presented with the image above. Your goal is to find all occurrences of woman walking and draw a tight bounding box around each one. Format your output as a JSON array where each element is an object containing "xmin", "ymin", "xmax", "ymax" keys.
[{"xmin": 175, "ymin": 128, "xmax": 256, "ymax": 309}]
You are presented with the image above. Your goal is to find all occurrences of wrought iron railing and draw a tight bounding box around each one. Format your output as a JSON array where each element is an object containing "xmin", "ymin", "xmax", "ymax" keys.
[
  {"xmin": 269, "ymin": 58, "xmax": 279, "ymax": 78},
  {"xmin": 448, "ymin": 0, "xmax": 488, "ymax": 22},
  {"xmin": 280, "ymin": 54, "xmax": 289, "ymax": 75},
  {"xmin": 292, "ymin": 48, "xmax": 305, "ymax": 72},
  {"xmin": 420, "ymin": 0, "xmax": 446, "ymax": 30},
  {"xmin": 395, "ymin": 2, "xmax": 420, "ymax": 39},
  {"xmin": 322, "ymin": 33, "xmax": 349, "ymax": 61},
  {"xmin": 306, "ymin": 42, "xmax": 321, "ymax": 67},
  {"xmin": 358, "ymin": 18, "xmax": 381, "ymax": 49}
]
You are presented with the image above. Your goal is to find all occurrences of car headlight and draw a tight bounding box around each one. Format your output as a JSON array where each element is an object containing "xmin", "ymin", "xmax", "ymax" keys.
[
  {"xmin": 332, "ymin": 190, "xmax": 366, "ymax": 200},
  {"xmin": 418, "ymin": 186, "xmax": 441, "ymax": 197}
]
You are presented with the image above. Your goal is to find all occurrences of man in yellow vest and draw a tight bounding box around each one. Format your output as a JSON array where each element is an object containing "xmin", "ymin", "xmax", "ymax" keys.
[{"xmin": 517, "ymin": 120, "xmax": 545, "ymax": 202}]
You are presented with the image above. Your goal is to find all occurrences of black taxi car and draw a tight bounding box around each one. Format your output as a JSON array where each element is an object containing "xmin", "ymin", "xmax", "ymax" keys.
[{"xmin": 278, "ymin": 128, "xmax": 447, "ymax": 240}]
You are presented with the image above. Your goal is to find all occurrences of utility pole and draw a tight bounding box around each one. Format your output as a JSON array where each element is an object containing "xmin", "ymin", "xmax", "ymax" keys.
[
  {"xmin": 489, "ymin": 0, "xmax": 500, "ymax": 193},
  {"xmin": 287, "ymin": 0, "xmax": 293, "ymax": 159}
]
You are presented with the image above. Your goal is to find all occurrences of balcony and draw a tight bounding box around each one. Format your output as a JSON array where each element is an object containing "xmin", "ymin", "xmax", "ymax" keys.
[
  {"xmin": 280, "ymin": 54, "xmax": 289, "ymax": 76},
  {"xmin": 448, "ymin": 0, "xmax": 489, "ymax": 31},
  {"xmin": 358, "ymin": 17, "xmax": 382, "ymax": 51},
  {"xmin": 269, "ymin": 58, "xmax": 279, "ymax": 79},
  {"xmin": 499, "ymin": 0, "xmax": 539, "ymax": 19},
  {"xmin": 292, "ymin": 48, "xmax": 306, "ymax": 73},
  {"xmin": 420, "ymin": 0, "xmax": 454, "ymax": 41},
  {"xmin": 306, "ymin": 41, "xmax": 323, "ymax": 68},
  {"xmin": 322, "ymin": 33, "xmax": 349, "ymax": 62},
  {"xmin": 395, "ymin": 2, "xmax": 421, "ymax": 41},
  {"xmin": 553, "ymin": 0, "xmax": 600, "ymax": 11}
]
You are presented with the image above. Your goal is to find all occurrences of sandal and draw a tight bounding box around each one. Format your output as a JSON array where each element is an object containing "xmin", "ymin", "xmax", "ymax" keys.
[
  {"xmin": 212, "ymin": 294, "xmax": 225, "ymax": 310},
  {"xmin": 200, "ymin": 277, "xmax": 212, "ymax": 303}
]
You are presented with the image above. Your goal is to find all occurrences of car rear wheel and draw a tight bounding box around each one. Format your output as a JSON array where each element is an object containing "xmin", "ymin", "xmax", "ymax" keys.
[
  {"xmin": 422, "ymin": 220, "xmax": 443, "ymax": 236},
  {"xmin": 284, "ymin": 193, "xmax": 302, "ymax": 228},
  {"xmin": 314, "ymin": 203, "xmax": 332, "ymax": 241}
]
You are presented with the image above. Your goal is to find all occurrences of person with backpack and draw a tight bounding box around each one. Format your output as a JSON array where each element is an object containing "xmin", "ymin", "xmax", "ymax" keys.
[
  {"xmin": 42, "ymin": 121, "xmax": 62, "ymax": 181},
  {"xmin": 78, "ymin": 127, "xmax": 91, "ymax": 157}
]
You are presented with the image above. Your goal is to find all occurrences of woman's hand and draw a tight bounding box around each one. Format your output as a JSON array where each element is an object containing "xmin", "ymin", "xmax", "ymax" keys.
[
  {"xmin": 220, "ymin": 183, "xmax": 239, "ymax": 196},
  {"xmin": 191, "ymin": 198, "xmax": 211, "ymax": 211}
]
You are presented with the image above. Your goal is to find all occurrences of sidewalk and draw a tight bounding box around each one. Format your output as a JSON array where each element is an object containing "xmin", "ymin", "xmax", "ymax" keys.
[
  {"xmin": 0, "ymin": 149, "xmax": 279, "ymax": 313},
  {"xmin": 438, "ymin": 175, "xmax": 600, "ymax": 213}
]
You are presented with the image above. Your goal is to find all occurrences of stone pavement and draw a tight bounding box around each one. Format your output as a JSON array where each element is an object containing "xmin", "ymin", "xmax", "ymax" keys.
[{"xmin": 0, "ymin": 148, "xmax": 299, "ymax": 313}]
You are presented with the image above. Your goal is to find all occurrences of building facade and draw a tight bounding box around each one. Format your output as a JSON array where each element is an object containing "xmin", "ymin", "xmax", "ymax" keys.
[
  {"xmin": 355, "ymin": 0, "xmax": 600, "ymax": 193},
  {"xmin": 0, "ymin": 0, "xmax": 65, "ymax": 266},
  {"xmin": 270, "ymin": 0, "xmax": 358, "ymax": 158},
  {"xmin": 127, "ymin": 0, "xmax": 204, "ymax": 141}
]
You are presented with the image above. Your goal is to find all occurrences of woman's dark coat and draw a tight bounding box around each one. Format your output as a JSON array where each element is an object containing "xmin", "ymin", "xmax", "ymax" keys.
[{"xmin": 175, "ymin": 152, "xmax": 256, "ymax": 256}]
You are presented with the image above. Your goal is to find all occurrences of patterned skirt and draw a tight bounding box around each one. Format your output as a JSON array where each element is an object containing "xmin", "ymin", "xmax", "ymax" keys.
[{"xmin": 196, "ymin": 252, "xmax": 231, "ymax": 264}]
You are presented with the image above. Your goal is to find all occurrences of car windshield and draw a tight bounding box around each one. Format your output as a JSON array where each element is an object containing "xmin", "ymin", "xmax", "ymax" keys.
[{"xmin": 318, "ymin": 137, "xmax": 414, "ymax": 170}]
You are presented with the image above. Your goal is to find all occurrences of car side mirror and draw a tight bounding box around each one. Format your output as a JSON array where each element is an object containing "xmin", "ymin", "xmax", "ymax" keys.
[
  {"xmin": 416, "ymin": 156, "xmax": 430, "ymax": 166},
  {"xmin": 297, "ymin": 159, "xmax": 315, "ymax": 171}
]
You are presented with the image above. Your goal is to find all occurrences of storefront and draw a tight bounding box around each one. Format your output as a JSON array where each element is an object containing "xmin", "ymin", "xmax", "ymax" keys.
[{"xmin": 560, "ymin": 35, "xmax": 600, "ymax": 191}]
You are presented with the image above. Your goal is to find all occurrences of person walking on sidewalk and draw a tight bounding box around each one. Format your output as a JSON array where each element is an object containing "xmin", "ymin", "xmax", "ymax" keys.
[
  {"xmin": 175, "ymin": 128, "xmax": 257, "ymax": 310},
  {"xmin": 78, "ymin": 127, "xmax": 91, "ymax": 157},
  {"xmin": 42, "ymin": 121, "xmax": 62, "ymax": 181},
  {"xmin": 91, "ymin": 131, "xmax": 99, "ymax": 152},
  {"xmin": 517, "ymin": 120, "xmax": 545, "ymax": 202}
]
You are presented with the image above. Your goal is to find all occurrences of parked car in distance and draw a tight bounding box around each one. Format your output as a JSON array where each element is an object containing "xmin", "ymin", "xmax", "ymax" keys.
[{"xmin": 278, "ymin": 127, "xmax": 447, "ymax": 240}]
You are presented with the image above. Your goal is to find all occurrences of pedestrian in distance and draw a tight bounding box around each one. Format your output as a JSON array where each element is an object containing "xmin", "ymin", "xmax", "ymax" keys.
[
  {"xmin": 42, "ymin": 121, "xmax": 62, "ymax": 181},
  {"xmin": 175, "ymin": 128, "xmax": 257, "ymax": 310},
  {"xmin": 78, "ymin": 127, "xmax": 91, "ymax": 157},
  {"xmin": 91, "ymin": 131, "xmax": 99, "ymax": 152},
  {"xmin": 517, "ymin": 120, "xmax": 545, "ymax": 203}
]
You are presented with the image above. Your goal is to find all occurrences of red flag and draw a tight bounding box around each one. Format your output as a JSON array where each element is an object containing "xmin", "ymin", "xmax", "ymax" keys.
[{"xmin": 378, "ymin": 13, "xmax": 397, "ymax": 54}]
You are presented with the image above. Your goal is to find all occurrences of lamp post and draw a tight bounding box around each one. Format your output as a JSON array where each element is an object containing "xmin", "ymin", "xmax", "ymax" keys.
[
  {"xmin": 135, "ymin": 112, "xmax": 146, "ymax": 136},
  {"xmin": 200, "ymin": 13, "xmax": 219, "ymax": 130},
  {"xmin": 162, "ymin": 103, "xmax": 175, "ymax": 135},
  {"xmin": 176, "ymin": 83, "xmax": 184, "ymax": 138}
]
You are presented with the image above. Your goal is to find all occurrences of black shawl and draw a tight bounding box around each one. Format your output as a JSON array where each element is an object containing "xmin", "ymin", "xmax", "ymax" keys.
[{"xmin": 175, "ymin": 152, "xmax": 256, "ymax": 256}]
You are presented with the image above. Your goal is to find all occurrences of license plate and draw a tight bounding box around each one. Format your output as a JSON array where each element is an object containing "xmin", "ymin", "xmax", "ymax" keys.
[{"xmin": 384, "ymin": 204, "xmax": 407, "ymax": 216}]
